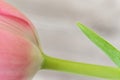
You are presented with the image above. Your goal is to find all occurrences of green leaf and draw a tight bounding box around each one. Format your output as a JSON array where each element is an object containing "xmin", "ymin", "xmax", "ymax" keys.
[{"xmin": 77, "ymin": 22, "xmax": 120, "ymax": 67}]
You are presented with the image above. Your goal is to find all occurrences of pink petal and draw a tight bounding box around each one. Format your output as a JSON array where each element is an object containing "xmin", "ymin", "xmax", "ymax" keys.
[
  {"xmin": 0, "ymin": 29, "xmax": 31, "ymax": 80},
  {"xmin": 0, "ymin": 1, "xmax": 42, "ymax": 80},
  {"xmin": 0, "ymin": 0, "xmax": 31, "ymax": 28}
]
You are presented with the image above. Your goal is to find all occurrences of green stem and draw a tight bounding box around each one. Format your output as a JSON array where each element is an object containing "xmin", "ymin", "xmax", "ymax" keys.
[{"xmin": 41, "ymin": 55, "xmax": 120, "ymax": 79}]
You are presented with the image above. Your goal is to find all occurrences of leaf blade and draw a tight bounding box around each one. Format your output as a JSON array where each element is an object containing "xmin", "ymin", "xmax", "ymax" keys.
[{"xmin": 77, "ymin": 22, "xmax": 120, "ymax": 67}]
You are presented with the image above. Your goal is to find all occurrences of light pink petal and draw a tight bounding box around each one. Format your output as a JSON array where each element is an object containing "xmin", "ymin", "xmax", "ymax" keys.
[
  {"xmin": 0, "ymin": 1, "xmax": 42, "ymax": 80},
  {"xmin": 0, "ymin": 0, "xmax": 31, "ymax": 27}
]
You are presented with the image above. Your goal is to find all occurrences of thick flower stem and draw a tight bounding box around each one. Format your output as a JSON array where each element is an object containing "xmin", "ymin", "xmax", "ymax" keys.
[{"xmin": 41, "ymin": 55, "xmax": 120, "ymax": 79}]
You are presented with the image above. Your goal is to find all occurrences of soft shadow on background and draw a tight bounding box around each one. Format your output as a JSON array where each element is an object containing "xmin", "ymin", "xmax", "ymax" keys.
[{"xmin": 6, "ymin": 0, "xmax": 120, "ymax": 80}]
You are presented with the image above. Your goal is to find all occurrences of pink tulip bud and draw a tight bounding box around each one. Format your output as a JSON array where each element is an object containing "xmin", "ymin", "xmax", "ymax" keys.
[{"xmin": 0, "ymin": 1, "xmax": 43, "ymax": 80}]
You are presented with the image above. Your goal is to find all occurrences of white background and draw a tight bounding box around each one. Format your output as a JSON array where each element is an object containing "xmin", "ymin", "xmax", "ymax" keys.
[{"xmin": 5, "ymin": 0, "xmax": 120, "ymax": 80}]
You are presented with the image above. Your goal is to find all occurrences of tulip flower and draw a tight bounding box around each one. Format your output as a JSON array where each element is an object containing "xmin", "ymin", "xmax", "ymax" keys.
[
  {"xmin": 0, "ymin": 1, "xmax": 43, "ymax": 80},
  {"xmin": 1, "ymin": 1, "xmax": 120, "ymax": 80}
]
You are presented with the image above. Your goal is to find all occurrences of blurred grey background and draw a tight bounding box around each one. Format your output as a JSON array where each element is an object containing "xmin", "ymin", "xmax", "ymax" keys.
[{"xmin": 5, "ymin": 0, "xmax": 120, "ymax": 80}]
